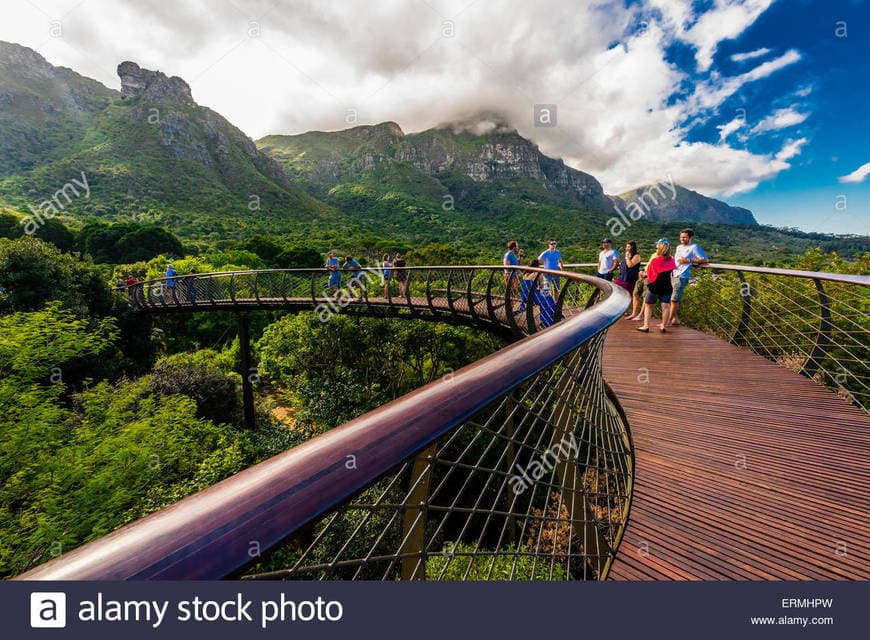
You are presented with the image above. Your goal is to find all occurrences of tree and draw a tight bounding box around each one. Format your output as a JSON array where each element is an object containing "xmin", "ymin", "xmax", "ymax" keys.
[
  {"xmin": 0, "ymin": 236, "xmax": 113, "ymax": 317},
  {"xmin": 115, "ymin": 225, "xmax": 184, "ymax": 262}
]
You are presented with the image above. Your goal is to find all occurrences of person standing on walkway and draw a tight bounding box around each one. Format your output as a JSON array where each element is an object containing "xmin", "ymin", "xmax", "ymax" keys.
[
  {"xmin": 597, "ymin": 238, "xmax": 619, "ymax": 281},
  {"xmin": 393, "ymin": 253, "xmax": 408, "ymax": 297},
  {"xmin": 342, "ymin": 255, "xmax": 363, "ymax": 299},
  {"xmin": 381, "ymin": 253, "xmax": 393, "ymax": 298},
  {"xmin": 326, "ymin": 251, "xmax": 341, "ymax": 295},
  {"xmin": 164, "ymin": 263, "xmax": 178, "ymax": 303},
  {"xmin": 615, "ymin": 240, "xmax": 642, "ymax": 314},
  {"xmin": 503, "ymin": 240, "xmax": 520, "ymax": 298},
  {"xmin": 538, "ymin": 237, "xmax": 563, "ymax": 298},
  {"xmin": 637, "ymin": 239, "xmax": 676, "ymax": 333},
  {"xmin": 669, "ymin": 228, "xmax": 708, "ymax": 327}
]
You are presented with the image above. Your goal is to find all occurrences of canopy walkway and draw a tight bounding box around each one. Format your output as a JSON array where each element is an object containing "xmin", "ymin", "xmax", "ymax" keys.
[{"xmin": 16, "ymin": 263, "xmax": 869, "ymax": 581}]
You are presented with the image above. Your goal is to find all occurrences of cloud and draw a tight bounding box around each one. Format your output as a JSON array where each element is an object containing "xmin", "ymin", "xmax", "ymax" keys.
[
  {"xmin": 690, "ymin": 49, "xmax": 802, "ymax": 111},
  {"xmin": 718, "ymin": 116, "xmax": 745, "ymax": 141},
  {"xmin": 839, "ymin": 162, "xmax": 870, "ymax": 184},
  {"xmin": 681, "ymin": 0, "xmax": 775, "ymax": 71},
  {"xmin": 0, "ymin": 0, "xmax": 804, "ymax": 198},
  {"xmin": 776, "ymin": 138, "xmax": 808, "ymax": 161},
  {"xmin": 731, "ymin": 47, "xmax": 771, "ymax": 62},
  {"xmin": 750, "ymin": 107, "xmax": 809, "ymax": 134}
]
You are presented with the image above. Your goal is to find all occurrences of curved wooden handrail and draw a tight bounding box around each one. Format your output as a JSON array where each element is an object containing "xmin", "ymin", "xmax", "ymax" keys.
[{"xmin": 18, "ymin": 271, "xmax": 630, "ymax": 580}]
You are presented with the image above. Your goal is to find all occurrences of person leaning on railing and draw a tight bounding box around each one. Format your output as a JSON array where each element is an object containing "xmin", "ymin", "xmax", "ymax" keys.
[{"xmin": 669, "ymin": 228, "xmax": 708, "ymax": 327}]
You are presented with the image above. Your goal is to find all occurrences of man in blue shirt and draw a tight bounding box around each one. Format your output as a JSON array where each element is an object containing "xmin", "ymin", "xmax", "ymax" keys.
[
  {"xmin": 538, "ymin": 237, "xmax": 563, "ymax": 297},
  {"xmin": 164, "ymin": 263, "xmax": 178, "ymax": 303},
  {"xmin": 503, "ymin": 240, "xmax": 520, "ymax": 298},
  {"xmin": 669, "ymin": 228, "xmax": 708, "ymax": 326},
  {"xmin": 342, "ymin": 255, "xmax": 364, "ymax": 300},
  {"xmin": 326, "ymin": 251, "xmax": 341, "ymax": 295}
]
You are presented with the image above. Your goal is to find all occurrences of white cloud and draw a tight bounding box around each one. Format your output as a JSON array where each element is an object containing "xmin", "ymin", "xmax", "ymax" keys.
[
  {"xmin": 690, "ymin": 49, "xmax": 802, "ymax": 111},
  {"xmin": 776, "ymin": 138, "xmax": 808, "ymax": 161},
  {"xmin": 682, "ymin": 0, "xmax": 775, "ymax": 71},
  {"xmin": 750, "ymin": 108, "xmax": 809, "ymax": 134},
  {"xmin": 718, "ymin": 117, "xmax": 745, "ymax": 141},
  {"xmin": 731, "ymin": 47, "xmax": 771, "ymax": 62},
  {"xmin": 0, "ymin": 0, "xmax": 804, "ymax": 199},
  {"xmin": 839, "ymin": 162, "xmax": 870, "ymax": 184}
]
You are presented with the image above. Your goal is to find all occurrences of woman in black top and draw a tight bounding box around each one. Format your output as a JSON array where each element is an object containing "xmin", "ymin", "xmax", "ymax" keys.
[
  {"xmin": 393, "ymin": 253, "xmax": 408, "ymax": 297},
  {"xmin": 615, "ymin": 241, "xmax": 641, "ymax": 315}
]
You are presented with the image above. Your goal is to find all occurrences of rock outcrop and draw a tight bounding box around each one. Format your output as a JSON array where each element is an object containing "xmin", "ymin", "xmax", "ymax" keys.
[{"xmin": 117, "ymin": 61, "xmax": 193, "ymax": 104}]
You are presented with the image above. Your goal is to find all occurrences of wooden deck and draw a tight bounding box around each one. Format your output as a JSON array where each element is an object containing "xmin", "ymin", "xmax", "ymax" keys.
[{"xmin": 602, "ymin": 319, "xmax": 870, "ymax": 580}]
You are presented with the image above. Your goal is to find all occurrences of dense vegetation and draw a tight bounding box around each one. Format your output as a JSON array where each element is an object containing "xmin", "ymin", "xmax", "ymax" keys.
[{"xmin": 1, "ymin": 41, "xmax": 866, "ymax": 580}]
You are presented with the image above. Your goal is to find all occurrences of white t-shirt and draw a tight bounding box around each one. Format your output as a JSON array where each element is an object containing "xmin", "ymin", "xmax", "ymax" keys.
[
  {"xmin": 673, "ymin": 243, "xmax": 707, "ymax": 278},
  {"xmin": 598, "ymin": 248, "xmax": 619, "ymax": 274}
]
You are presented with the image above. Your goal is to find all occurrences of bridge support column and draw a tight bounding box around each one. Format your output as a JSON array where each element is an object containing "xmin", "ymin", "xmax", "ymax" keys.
[
  {"xmin": 400, "ymin": 443, "xmax": 436, "ymax": 580},
  {"xmin": 238, "ymin": 314, "xmax": 256, "ymax": 430}
]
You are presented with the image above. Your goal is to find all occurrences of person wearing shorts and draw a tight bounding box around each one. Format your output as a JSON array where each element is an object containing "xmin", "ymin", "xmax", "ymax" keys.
[
  {"xmin": 637, "ymin": 239, "xmax": 676, "ymax": 333},
  {"xmin": 381, "ymin": 253, "xmax": 392, "ymax": 298},
  {"xmin": 669, "ymin": 228, "xmax": 708, "ymax": 326},
  {"xmin": 326, "ymin": 251, "xmax": 341, "ymax": 294},
  {"xmin": 538, "ymin": 237, "xmax": 563, "ymax": 297},
  {"xmin": 503, "ymin": 240, "xmax": 520, "ymax": 298}
]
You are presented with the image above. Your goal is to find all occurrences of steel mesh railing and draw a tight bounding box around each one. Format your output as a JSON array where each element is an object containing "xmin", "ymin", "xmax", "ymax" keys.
[
  {"xmin": 674, "ymin": 265, "xmax": 869, "ymax": 411},
  {"xmin": 21, "ymin": 266, "xmax": 633, "ymax": 581},
  {"xmin": 243, "ymin": 332, "xmax": 629, "ymax": 581}
]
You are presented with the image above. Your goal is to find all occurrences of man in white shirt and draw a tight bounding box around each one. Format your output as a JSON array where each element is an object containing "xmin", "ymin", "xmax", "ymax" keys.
[
  {"xmin": 597, "ymin": 238, "xmax": 619, "ymax": 281},
  {"xmin": 538, "ymin": 237, "xmax": 563, "ymax": 297},
  {"xmin": 670, "ymin": 228, "xmax": 708, "ymax": 326}
]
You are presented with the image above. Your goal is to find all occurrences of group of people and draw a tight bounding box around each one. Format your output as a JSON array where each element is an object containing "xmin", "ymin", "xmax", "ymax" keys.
[
  {"xmin": 617, "ymin": 229, "xmax": 708, "ymax": 333},
  {"xmin": 503, "ymin": 229, "xmax": 708, "ymax": 333},
  {"xmin": 325, "ymin": 251, "xmax": 408, "ymax": 298}
]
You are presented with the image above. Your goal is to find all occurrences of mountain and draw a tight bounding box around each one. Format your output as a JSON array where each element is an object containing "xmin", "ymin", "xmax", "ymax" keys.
[
  {"xmin": 0, "ymin": 42, "xmax": 333, "ymax": 237},
  {"xmin": 258, "ymin": 113, "xmax": 613, "ymax": 215},
  {"xmin": 258, "ymin": 114, "xmax": 759, "ymax": 228},
  {"xmin": 613, "ymin": 184, "xmax": 758, "ymax": 225}
]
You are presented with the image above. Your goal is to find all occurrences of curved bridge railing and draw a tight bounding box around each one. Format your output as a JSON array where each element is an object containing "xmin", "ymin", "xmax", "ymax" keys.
[
  {"xmin": 18, "ymin": 266, "xmax": 634, "ymax": 581},
  {"xmin": 565, "ymin": 262, "xmax": 869, "ymax": 412},
  {"xmin": 678, "ymin": 264, "xmax": 869, "ymax": 412}
]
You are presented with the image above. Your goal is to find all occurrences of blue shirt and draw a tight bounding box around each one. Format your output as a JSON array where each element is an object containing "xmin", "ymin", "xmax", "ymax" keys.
[
  {"xmin": 383, "ymin": 260, "xmax": 392, "ymax": 278},
  {"xmin": 343, "ymin": 259, "xmax": 362, "ymax": 276},
  {"xmin": 538, "ymin": 249, "xmax": 562, "ymax": 270},
  {"xmin": 165, "ymin": 268, "xmax": 177, "ymax": 287},
  {"xmin": 503, "ymin": 250, "xmax": 519, "ymax": 273}
]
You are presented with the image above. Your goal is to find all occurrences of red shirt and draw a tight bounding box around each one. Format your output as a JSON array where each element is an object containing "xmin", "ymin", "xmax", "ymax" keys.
[{"xmin": 646, "ymin": 255, "xmax": 676, "ymax": 284}]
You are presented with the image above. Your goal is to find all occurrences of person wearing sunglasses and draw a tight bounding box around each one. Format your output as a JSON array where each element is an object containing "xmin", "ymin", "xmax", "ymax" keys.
[{"xmin": 538, "ymin": 238, "xmax": 563, "ymax": 298}]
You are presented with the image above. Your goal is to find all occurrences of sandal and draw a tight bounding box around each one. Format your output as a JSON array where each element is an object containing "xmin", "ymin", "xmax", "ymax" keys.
[
  {"xmin": 659, "ymin": 326, "xmax": 667, "ymax": 333},
  {"xmin": 636, "ymin": 326, "xmax": 649, "ymax": 332}
]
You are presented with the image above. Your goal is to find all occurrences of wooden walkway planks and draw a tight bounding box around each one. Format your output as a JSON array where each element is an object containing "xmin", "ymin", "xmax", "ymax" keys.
[{"xmin": 602, "ymin": 319, "xmax": 870, "ymax": 580}]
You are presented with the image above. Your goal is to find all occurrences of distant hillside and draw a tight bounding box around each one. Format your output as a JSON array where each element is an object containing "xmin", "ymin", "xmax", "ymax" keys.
[
  {"xmin": 258, "ymin": 114, "xmax": 614, "ymax": 215},
  {"xmin": 613, "ymin": 184, "xmax": 758, "ymax": 225},
  {"xmin": 0, "ymin": 42, "xmax": 333, "ymax": 237}
]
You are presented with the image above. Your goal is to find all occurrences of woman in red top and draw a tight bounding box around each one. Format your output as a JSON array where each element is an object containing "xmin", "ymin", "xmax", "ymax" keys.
[{"xmin": 638, "ymin": 239, "xmax": 676, "ymax": 333}]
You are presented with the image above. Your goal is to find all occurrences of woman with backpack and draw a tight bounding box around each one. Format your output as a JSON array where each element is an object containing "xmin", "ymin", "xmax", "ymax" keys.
[{"xmin": 637, "ymin": 238, "xmax": 676, "ymax": 333}]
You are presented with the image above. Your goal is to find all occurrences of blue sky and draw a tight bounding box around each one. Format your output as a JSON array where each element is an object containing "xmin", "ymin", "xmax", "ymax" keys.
[
  {"xmin": 678, "ymin": 0, "xmax": 870, "ymax": 234},
  {"xmin": 1, "ymin": 0, "xmax": 868, "ymax": 235}
]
